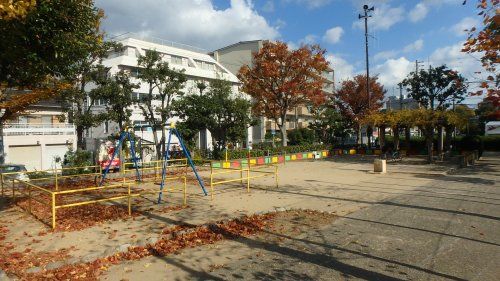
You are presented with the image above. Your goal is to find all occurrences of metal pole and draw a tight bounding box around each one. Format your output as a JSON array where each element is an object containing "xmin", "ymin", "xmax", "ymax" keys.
[
  {"xmin": 359, "ymin": 5, "xmax": 374, "ymax": 147},
  {"xmin": 399, "ymin": 83, "xmax": 403, "ymax": 110}
]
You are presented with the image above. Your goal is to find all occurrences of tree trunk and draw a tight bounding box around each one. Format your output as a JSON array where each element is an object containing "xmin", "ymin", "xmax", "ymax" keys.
[
  {"xmin": 437, "ymin": 126, "xmax": 444, "ymax": 158},
  {"xmin": 379, "ymin": 125, "xmax": 385, "ymax": 149},
  {"xmin": 280, "ymin": 118, "xmax": 288, "ymax": 147},
  {"xmin": 425, "ymin": 126, "xmax": 434, "ymax": 164},
  {"xmin": 356, "ymin": 124, "xmax": 361, "ymax": 145},
  {"xmin": 152, "ymin": 126, "xmax": 161, "ymax": 160},
  {"xmin": 367, "ymin": 126, "xmax": 372, "ymax": 149},
  {"xmin": 76, "ymin": 125, "xmax": 85, "ymax": 150},
  {"xmin": 405, "ymin": 126, "xmax": 411, "ymax": 155},
  {"xmin": 0, "ymin": 121, "xmax": 4, "ymax": 164},
  {"xmin": 445, "ymin": 126, "xmax": 453, "ymax": 152},
  {"xmin": 161, "ymin": 126, "xmax": 166, "ymax": 159},
  {"xmin": 393, "ymin": 126, "xmax": 400, "ymax": 151}
]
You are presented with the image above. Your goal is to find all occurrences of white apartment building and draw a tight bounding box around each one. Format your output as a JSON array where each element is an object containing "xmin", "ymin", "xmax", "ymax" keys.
[
  {"xmin": 87, "ymin": 34, "xmax": 252, "ymax": 154},
  {"xmin": 2, "ymin": 101, "xmax": 77, "ymax": 171}
]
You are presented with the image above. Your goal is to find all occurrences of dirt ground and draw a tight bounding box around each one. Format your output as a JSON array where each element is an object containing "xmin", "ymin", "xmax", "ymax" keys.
[{"xmin": 1, "ymin": 155, "xmax": 491, "ymax": 280}]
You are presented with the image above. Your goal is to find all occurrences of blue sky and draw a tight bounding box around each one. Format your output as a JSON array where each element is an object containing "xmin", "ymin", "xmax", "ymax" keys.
[{"xmin": 96, "ymin": 0, "xmax": 485, "ymax": 102}]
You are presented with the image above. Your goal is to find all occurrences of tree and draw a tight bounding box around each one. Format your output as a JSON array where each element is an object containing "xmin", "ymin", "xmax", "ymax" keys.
[
  {"xmin": 101, "ymin": 71, "xmax": 139, "ymax": 132},
  {"xmin": 137, "ymin": 50, "xmax": 187, "ymax": 159},
  {"xmin": 402, "ymin": 65, "xmax": 468, "ymax": 158},
  {"xmin": 411, "ymin": 109, "xmax": 441, "ymax": 163},
  {"xmin": 402, "ymin": 65, "xmax": 468, "ymax": 110},
  {"xmin": 334, "ymin": 75, "xmax": 385, "ymax": 145},
  {"xmin": 0, "ymin": 0, "xmax": 107, "ymax": 159},
  {"xmin": 174, "ymin": 79, "xmax": 255, "ymax": 159},
  {"xmin": 0, "ymin": 0, "xmax": 36, "ymax": 20},
  {"xmin": 238, "ymin": 41, "xmax": 329, "ymax": 146},
  {"xmin": 61, "ymin": 47, "xmax": 120, "ymax": 150},
  {"xmin": 462, "ymin": 0, "xmax": 499, "ymax": 103},
  {"xmin": 309, "ymin": 104, "xmax": 353, "ymax": 145}
]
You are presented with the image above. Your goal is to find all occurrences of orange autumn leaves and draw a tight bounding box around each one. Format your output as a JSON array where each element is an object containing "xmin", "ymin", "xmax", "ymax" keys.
[{"xmin": 238, "ymin": 41, "xmax": 330, "ymax": 123}]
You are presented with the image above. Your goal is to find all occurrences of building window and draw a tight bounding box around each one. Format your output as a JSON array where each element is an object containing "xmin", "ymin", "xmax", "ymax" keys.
[
  {"xmin": 42, "ymin": 116, "xmax": 52, "ymax": 124},
  {"xmin": 93, "ymin": 99, "xmax": 106, "ymax": 106},
  {"xmin": 171, "ymin": 55, "xmax": 183, "ymax": 65}
]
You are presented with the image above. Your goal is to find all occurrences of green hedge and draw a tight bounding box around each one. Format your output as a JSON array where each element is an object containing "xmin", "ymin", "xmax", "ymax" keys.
[{"xmin": 481, "ymin": 135, "xmax": 500, "ymax": 151}]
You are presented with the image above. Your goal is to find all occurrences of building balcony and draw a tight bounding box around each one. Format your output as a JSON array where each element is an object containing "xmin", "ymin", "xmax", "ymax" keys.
[{"xmin": 3, "ymin": 123, "xmax": 76, "ymax": 136}]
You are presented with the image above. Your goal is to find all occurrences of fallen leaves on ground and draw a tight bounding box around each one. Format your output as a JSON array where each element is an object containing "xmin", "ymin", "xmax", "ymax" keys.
[
  {"xmin": 15, "ymin": 198, "xmax": 139, "ymax": 231},
  {"xmin": 18, "ymin": 213, "xmax": 276, "ymax": 280}
]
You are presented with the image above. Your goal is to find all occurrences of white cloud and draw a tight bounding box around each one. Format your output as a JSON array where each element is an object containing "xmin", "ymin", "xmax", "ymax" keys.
[
  {"xmin": 429, "ymin": 42, "xmax": 483, "ymax": 78},
  {"xmin": 96, "ymin": 0, "xmax": 280, "ymax": 51},
  {"xmin": 403, "ymin": 39, "xmax": 424, "ymax": 53},
  {"xmin": 451, "ymin": 17, "xmax": 479, "ymax": 37},
  {"xmin": 409, "ymin": 3, "xmax": 428, "ymax": 22},
  {"xmin": 285, "ymin": 0, "xmax": 332, "ymax": 9},
  {"xmin": 263, "ymin": 0, "xmax": 275, "ymax": 12},
  {"xmin": 372, "ymin": 57, "xmax": 413, "ymax": 89},
  {"xmin": 323, "ymin": 26, "xmax": 344, "ymax": 44},
  {"xmin": 374, "ymin": 50, "xmax": 398, "ymax": 62},
  {"xmin": 287, "ymin": 41, "xmax": 299, "ymax": 50},
  {"xmin": 300, "ymin": 34, "xmax": 318, "ymax": 45},
  {"xmin": 408, "ymin": 0, "xmax": 459, "ymax": 23},
  {"xmin": 353, "ymin": 4, "xmax": 404, "ymax": 31},
  {"xmin": 326, "ymin": 54, "xmax": 355, "ymax": 84}
]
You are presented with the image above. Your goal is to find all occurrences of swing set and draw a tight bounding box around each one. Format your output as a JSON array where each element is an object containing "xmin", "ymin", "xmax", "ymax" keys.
[{"xmin": 99, "ymin": 123, "xmax": 208, "ymax": 203}]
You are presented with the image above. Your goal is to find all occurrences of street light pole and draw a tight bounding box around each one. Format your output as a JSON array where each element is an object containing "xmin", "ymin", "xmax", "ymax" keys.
[{"xmin": 359, "ymin": 4, "xmax": 374, "ymax": 146}]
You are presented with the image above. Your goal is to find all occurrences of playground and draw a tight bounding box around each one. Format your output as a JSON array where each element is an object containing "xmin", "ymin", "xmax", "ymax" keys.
[{"xmin": 1, "ymin": 149, "xmax": 498, "ymax": 280}]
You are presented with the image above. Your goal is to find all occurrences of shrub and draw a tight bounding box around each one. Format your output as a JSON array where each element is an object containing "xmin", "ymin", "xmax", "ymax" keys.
[
  {"xmin": 287, "ymin": 128, "xmax": 316, "ymax": 145},
  {"xmin": 62, "ymin": 148, "xmax": 94, "ymax": 175},
  {"xmin": 481, "ymin": 135, "xmax": 500, "ymax": 151},
  {"xmin": 457, "ymin": 135, "xmax": 484, "ymax": 156}
]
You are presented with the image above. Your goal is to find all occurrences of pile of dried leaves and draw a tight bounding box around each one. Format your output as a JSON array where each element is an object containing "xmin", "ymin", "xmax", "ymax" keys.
[
  {"xmin": 0, "ymin": 224, "xmax": 74, "ymax": 277},
  {"xmin": 19, "ymin": 213, "xmax": 276, "ymax": 280},
  {"xmin": 15, "ymin": 198, "xmax": 138, "ymax": 231}
]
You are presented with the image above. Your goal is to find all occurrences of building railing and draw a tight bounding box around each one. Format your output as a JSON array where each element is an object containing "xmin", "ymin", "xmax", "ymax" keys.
[
  {"xmin": 3, "ymin": 123, "xmax": 76, "ymax": 136},
  {"xmin": 111, "ymin": 32, "xmax": 207, "ymax": 53}
]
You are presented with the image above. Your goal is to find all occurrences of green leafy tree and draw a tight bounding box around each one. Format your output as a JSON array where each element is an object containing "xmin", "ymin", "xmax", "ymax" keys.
[
  {"xmin": 137, "ymin": 50, "xmax": 187, "ymax": 158},
  {"xmin": 309, "ymin": 104, "xmax": 352, "ymax": 145},
  {"xmin": 0, "ymin": 0, "xmax": 106, "ymax": 160},
  {"xmin": 174, "ymin": 79, "xmax": 256, "ymax": 159},
  {"xmin": 402, "ymin": 65, "xmax": 468, "ymax": 110},
  {"xmin": 101, "ymin": 71, "xmax": 139, "ymax": 132}
]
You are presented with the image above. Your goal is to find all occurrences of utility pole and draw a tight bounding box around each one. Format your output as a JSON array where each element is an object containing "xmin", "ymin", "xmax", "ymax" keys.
[
  {"xmin": 398, "ymin": 83, "xmax": 403, "ymax": 110},
  {"xmin": 359, "ymin": 4, "xmax": 374, "ymax": 147},
  {"xmin": 415, "ymin": 60, "xmax": 424, "ymax": 73},
  {"xmin": 359, "ymin": 5, "xmax": 374, "ymax": 108}
]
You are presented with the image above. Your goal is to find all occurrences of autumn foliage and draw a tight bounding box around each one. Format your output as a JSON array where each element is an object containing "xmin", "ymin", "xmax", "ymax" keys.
[
  {"xmin": 462, "ymin": 0, "xmax": 499, "ymax": 104},
  {"xmin": 334, "ymin": 75, "xmax": 385, "ymax": 144},
  {"xmin": 238, "ymin": 41, "xmax": 330, "ymax": 146}
]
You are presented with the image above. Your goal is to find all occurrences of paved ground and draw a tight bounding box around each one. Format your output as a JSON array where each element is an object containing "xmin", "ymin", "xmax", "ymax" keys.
[
  {"xmin": 103, "ymin": 153, "xmax": 500, "ymax": 281},
  {"xmin": 1, "ymin": 153, "xmax": 498, "ymax": 280}
]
